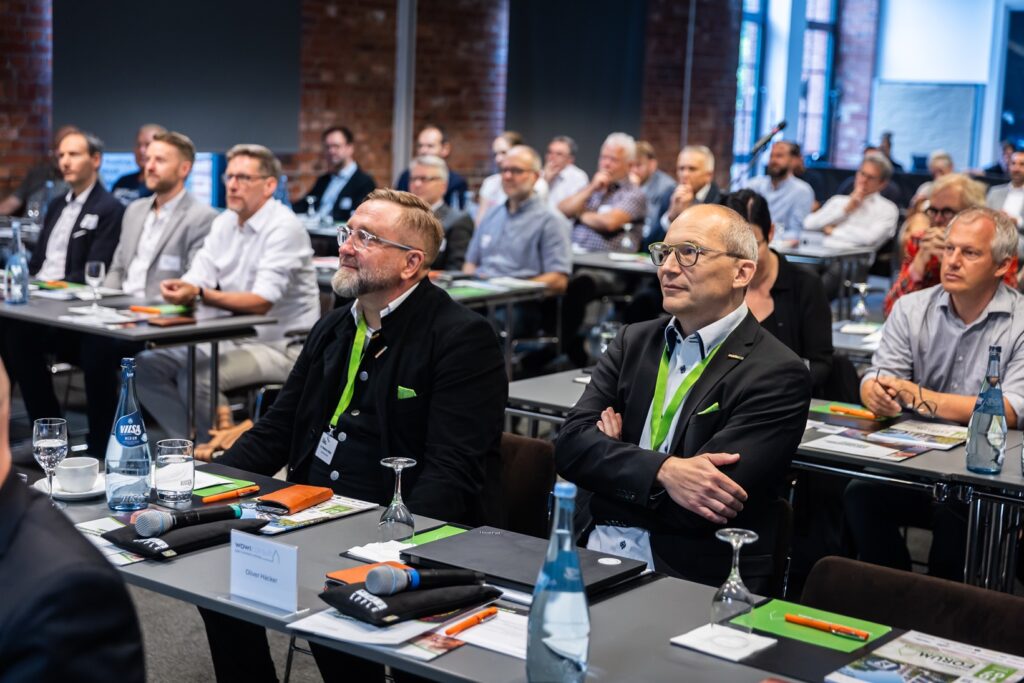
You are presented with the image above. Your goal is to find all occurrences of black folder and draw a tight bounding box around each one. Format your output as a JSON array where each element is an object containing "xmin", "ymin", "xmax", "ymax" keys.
[{"xmin": 399, "ymin": 526, "xmax": 647, "ymax": 597}]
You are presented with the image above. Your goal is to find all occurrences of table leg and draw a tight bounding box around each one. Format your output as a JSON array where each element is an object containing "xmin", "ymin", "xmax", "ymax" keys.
[
  {"xmin": 963, "ymin": 492, "xmax": 1023, "ymax": 592},
  {"xmin": 186, "ymin": 344, "xmax": 197, "ymax": 444},
  {"xmin": 504, "ymin": 301, "xmax": 513, "ymax": 379},
  {"xmin": 210, "ymin": 341, "xmax": 220, "ymax": 434}
]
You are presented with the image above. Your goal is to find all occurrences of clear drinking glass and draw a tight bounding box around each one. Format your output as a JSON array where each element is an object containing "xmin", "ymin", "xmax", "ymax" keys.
[
  {"xmin": 619, "ymin": 223, "xmax": 637, "ymax": 252},
  {"xmin": 851, "ymin": 282, "xmax": 870, "ymax": 323},
  {"xmin": 85, "ymin": 260, "xmax": 106, "ymax": 311},
  {"xmin": 710, "ymin": 528, "xmax": 759, "ymax": 631},
  {"xmin": 379, "ymin": 457, "xmax": 417, "ymax": 542},
  {"xmin": 33, "ymin": 417, "xmax": 69, "ymax": 509},
  {"xmin": 598, "ymin": 321, "xmax": 622, "ymax": 355},
  {"xmin": 154, "ymin": 439, "xmax": 195, "ymax": 504}
]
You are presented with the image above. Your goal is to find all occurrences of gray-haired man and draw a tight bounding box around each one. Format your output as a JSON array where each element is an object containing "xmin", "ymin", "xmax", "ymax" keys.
[{"xmin": 407, "ymin": 154, "xmax": 474, "ymax": 270}]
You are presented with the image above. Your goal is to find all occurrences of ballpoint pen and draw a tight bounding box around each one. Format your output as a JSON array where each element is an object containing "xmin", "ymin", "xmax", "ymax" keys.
[
  {"xmin": 784, "ymin": 613, "xmax": 870, "ymax": 641},
  {"xmin": 445, "ymin": 607, "xmax": 499, "ymax": 637},
  {"xmin": 201, "ymin": 484, "xmax": 260, "ymax": 504}
]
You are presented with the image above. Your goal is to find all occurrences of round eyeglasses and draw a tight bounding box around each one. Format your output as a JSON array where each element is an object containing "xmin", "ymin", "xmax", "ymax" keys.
[
  {"xmin": 648, "ymin": 241, "xmax": 748, "ymax": 268},
  {"xmin": 337, "ymin": 225, "xmax": 422, "ymax": 253}
]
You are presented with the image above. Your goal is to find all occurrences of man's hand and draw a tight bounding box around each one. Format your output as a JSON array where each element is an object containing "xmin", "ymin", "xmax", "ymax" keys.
[
  {"xmin": 844, "ymin": 191, "xmax": 864, "ymax": 215},
  {"xmin": 655, "ymin": 453, "xmax": 747, "ymax": 524},
  {"xmin": 160, "ymin": 278, "xmax": 199, "ymax": 305},
  {"xmin": 667, "ymin": 184, "xmax": 696, "ymax": 222},
  {"xmin": 861, "ymin": 376, "xmax": 905, "ymax": 417},
  {"xmin": 595, "ymin": 407, "xmax": 623, "ymax": 440},
  {"xmin": 590, "ymin": 171, "xmax": 611, "ymax": 193},
  {"xmin": 822, "ymin": 225, "xmax": 836, "ymax": 236},
  {"xmin": 542, "ymin": 163, "xmax": 560, "ymax": 185}
]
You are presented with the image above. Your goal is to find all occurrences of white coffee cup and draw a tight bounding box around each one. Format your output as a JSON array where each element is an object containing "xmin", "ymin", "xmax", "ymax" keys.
[{"xmin": 55, "ymin": 456, "xmax": 99, "ymax": 493}]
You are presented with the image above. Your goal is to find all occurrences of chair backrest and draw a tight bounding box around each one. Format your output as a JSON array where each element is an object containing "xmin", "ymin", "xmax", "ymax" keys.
[
  {"xmin": 801, "ymin": 556, "xmax": 1024, "ymax": 656},
  {"xmin": 483, "ymin": 433, "xmax": 556, "ymax": 539}
]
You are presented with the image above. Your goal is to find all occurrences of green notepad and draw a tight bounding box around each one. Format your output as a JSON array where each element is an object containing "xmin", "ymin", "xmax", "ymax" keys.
[
  {"xmin": 730, "ymin": 599, "xmax": 891, "ymax": 653},
  {"xmin": 33, "ymin": 280, "xmax": 84, "ymax": 290},
  {"xmin": 193, "ymin": 474, "xmax": 256, "ymax": 497},
  {"xmin": 810, "ymin": 402, "xmax": 888, "ymax": 421},
  {"xmin": 445, "ymin": 286, "xmax": 500, "ymax": 299},
  {"xmin": 407, "ymin": 525, "xmax": 467, "ymax": 545}
]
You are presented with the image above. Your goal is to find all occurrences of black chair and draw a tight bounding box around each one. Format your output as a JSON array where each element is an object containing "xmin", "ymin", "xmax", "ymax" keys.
[
  {"xmin": 801, "ymin": 556, "xmax": 1024, "ymax": 656},
  {"xmin": 483, "ymin": 433, "xmax": 557, "ymax": 538}
]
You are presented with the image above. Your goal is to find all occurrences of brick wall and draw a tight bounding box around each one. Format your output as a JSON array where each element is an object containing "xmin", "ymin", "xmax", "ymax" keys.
[
  {"xmin": 831, "ymin": 0, "xmax": 880, "ymax": 168},
  {"xmin": 0, "ymin": 0, "xmax": 52, "ymax": 198},
  {"xmin": 640, "ymin": 0, "xmax": 742, "ymax": 191}
]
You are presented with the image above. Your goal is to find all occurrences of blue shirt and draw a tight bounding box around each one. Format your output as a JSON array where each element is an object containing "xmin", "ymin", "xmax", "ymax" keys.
[
  {"xmin": 466, "ymin": 195, "xmax": 572, "ymax": 278},
  {"xmin": 111, "ymin": 171, "xmax": 152, "ymax": 206},
  {"xmin": 318, "ymin": 161, "xmax": 358, "ymax": 220},
  {"xmin": 746, "ymin": 174, "xmax": 815, "ymax": 238}
]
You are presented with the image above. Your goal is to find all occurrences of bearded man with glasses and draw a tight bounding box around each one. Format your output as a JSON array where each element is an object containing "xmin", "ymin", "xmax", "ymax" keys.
[{"xmin": 555, "ymin": 203, "xmax": 810, "ymax": 591}]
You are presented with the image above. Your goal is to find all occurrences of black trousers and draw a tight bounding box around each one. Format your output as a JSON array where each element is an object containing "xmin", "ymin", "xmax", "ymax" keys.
[
  {"xmin": 844, "ymin": 480, "xmax": 967, "ymax": 581},
  {"xmin": 0, "ymin": 319, "xmax": 143, "ymax": 456},
  {"xmin": 198, "ymin": 608, "xmax": 431, "ymax": 683}
]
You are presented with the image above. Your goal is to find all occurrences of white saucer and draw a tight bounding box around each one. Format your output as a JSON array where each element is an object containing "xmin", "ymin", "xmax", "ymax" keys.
[{"xmin": 33, "ymin": 474, "xmax": 106, "ymax": 501}]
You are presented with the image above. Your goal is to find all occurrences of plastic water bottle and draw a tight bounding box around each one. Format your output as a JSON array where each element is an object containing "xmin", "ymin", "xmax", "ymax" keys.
[
  {"xmin": 105, "ymin": 358, "xmax": 153, "ymax": 510},
  {"xmin": 966, "ymin": 345, "xmax": 1007, "ymax": 474},
  {"xmin": 527, "ymin": 482, "xmax": 589, "ymax": 682},
  {"xmin": 4, "ymin": 220, "xmax": 29, "ymax": 305}
]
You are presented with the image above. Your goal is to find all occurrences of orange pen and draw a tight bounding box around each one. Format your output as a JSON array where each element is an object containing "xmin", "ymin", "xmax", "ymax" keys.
[
  {"xmin": 829, "ymin": 405, "xmax": 876, "ymax": 420},
  {"xmin": 785, "ymin": 613, "xmax": 869, "ymax": 641},
  {"xmin": 130, "ymin": 305, "xmax": 164, "ymax": 314},
  {"xmin": 445, "ymin": 607, "xmax": 498, "ymax": 636},
  {"xmin": 201, "ymin": 485, "xmax": 260, "ymax": 504}
]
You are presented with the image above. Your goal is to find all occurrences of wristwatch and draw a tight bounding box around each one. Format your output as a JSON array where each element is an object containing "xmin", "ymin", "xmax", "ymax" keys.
[{"xmin": 195, "ymin": 286, "xmax": 204, "ymax": 303}]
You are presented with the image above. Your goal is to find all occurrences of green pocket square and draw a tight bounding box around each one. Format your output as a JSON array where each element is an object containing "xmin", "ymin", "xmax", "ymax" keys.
[
  {"xmin": 697, "ymin": 401, "xmax": 720, "ymax": 416},
  {"xmin": 397, "ymin": 386, "xmax": 417, "ymax": 400}
]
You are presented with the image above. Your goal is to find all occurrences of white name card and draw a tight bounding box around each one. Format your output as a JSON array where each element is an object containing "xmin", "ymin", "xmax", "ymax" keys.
[{"xmin": 229, "ymin": 530, "xmax": 298, "ymax": 614}]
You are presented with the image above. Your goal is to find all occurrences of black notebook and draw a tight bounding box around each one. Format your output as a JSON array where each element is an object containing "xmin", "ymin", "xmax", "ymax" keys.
[{"xmin": 400, "ymin": 526, "xmax": 647, "ymax": 596}]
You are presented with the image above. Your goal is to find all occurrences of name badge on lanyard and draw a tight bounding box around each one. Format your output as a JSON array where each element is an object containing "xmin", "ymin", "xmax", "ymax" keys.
[{"xmin": 315, "ymin": 432, "xmax": 339, "ymax": 465}]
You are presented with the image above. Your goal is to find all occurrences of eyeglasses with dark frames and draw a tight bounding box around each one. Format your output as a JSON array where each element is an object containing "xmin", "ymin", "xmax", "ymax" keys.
[
  {"xmin": 872, "ymin": 369, "xmax": 937, "ymax": 419},
  {"xmin": 648, "ymin": 241, "xmax": 749, "ymax": 268}
]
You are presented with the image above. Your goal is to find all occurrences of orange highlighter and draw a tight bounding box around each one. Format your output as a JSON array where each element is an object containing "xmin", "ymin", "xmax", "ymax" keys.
[
  {"xmin": 201, "ymin": 485, "xmax": 260, "ymax": 504},
  {"xmin": 829, "ymin": 405, "xmax": 876, "ymax": 420},
  {"xmin": 784, "ymin": 613, "xmax": 869, "ymax": 641},
  {"xmin": 445, "ymin": 607, "xmax": 498, "ymax": 637}
]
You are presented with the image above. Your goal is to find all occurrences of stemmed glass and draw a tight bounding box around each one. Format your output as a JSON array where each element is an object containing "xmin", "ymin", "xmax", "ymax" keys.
[
  {"xmin": 619, "ymin": 223, "xmax": 637, "ymax": 252},
  {"xmin": 85, "ymin": 260, "xmax": 106, "ymax": 312},
  {"xmin": 851, "ymin": 282, "xmax": 870, "ymax": 323},
  {"xmin": 379, "ymin": 457, "xmax": 417, "ymax": 542},
  {"xmin": 710, "ymin": 528, "xmax": 759, "ymax": 631},
  {"xmin": 33, "ymin": 417, "xmax": 69, "ymax": 509}
]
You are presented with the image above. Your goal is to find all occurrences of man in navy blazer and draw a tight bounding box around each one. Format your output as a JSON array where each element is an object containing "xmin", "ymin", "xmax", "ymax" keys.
[
  {"xmin": 28, "ymin": 130, "xmax": 123, "ymax": 284},
  {"xmin": 293, "ymin": 125, "xmax": 376, "ymax": 225},
  {"xmin": 556, "ymin": 204, "xmax": 810, "ymax": 592}
]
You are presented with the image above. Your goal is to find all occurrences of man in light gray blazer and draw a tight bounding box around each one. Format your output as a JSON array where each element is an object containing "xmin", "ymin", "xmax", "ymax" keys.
[
  {"xmin": 105, "ymin": 131, "xmax": 216, "ymax": 298},
  {"xmin": 985, "ymin": 149, "xmax": 1024, "ymax": 259}
]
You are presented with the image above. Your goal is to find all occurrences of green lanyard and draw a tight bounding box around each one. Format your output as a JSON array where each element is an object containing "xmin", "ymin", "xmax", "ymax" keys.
[
  {"xmin": 329, "ymin": 315, "xmax": 368, "ymax": 430},
  {"xmin": 649, "ymin": 343, "xmax": 721, "ymax": 451}
]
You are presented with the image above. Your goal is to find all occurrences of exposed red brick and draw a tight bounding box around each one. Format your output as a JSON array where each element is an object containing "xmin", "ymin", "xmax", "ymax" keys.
[{"xmin": 831, "ymin": 0, "xmax": 880, "ymax": 168}]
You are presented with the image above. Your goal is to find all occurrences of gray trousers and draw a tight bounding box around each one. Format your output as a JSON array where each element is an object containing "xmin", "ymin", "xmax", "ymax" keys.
[{"xmin": 135, "ymin": 341, "xmax": 298, "ymax": 441}]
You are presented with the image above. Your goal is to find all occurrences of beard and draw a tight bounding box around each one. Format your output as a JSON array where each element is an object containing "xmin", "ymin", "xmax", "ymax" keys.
[{"xmin": 331, "ymin": 260, "xmax": 402, "ymax": 298}]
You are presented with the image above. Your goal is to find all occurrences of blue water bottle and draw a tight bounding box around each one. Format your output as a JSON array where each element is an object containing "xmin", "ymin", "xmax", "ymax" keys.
[
  {"xmin": 526, "ymin": 482, "xmax": 590, "ymax": 682},
  {"xmin": 105, "ymin": 358, "xmax": 153, "ymax": 510},
  {"xmin": 4, "ymin": 220, "xmax": 29, "ymax": 305},
  {"xmin": 966, "ymin": 345, "xmax": 1007, "ymax": 474}
]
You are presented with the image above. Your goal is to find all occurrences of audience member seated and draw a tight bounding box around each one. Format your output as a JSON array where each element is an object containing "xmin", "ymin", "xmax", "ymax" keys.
[
  {"xmin": 111, "ymin": 123, "xmax": 166, "ymax": 205},
  {"xmin": 803, "ymin": 152, "xmax": 899, "ymax": 251},
  {"xmin": 834, "ymin": 145, "xmax": 905, "ymax": 207},
  {"xmin": 0, "ymin": 130, "xmax": 125, "ymax": 455},
  {"xmin": 0, "ymin": 124, "xmax": 77, "ymax": 217},
  {"xmin": 745, "ymin": 141, "xmax": 814, "ymax": 239},
  {"xmin": 475, "ymin": 131, "xmax": 548, "ymax": 224},
  {"xmin": 198, "ymin": 189, "xmax": 507, "ymax": 683},
  {"xmin": 724, "ymin": 189, "xmax": 834, "ymax": 393},
  {"xmin": 135, "ymin": 144, "xmax": 320, "ymax": 441},
  {"xmin": 877, "ymin": 131, "xmax": 905, "ymax": 173},
  {"xmin": 0, "ymin": 364, "xmax": 146, "ymax": 682},
  {"xmin": 560, "ymin": 132, "xmax": 647, "ymax": 366},
  {"xmin": 986, "ymin": 149, "xmax": 1024, "ymax": 237},
  {"xmin": 649, "ymin": 145, "xmax": 722, "ymax": 248},
  {"xmin": 909, "ymin": 150, "xmax": 954, "ymax": 212},
  {"xmin": 983, "ymin": 140, "xmax": 1015, "ymax": 177},
  {"xmin": 630, "ymin": 140, "xmax": 676, "ymax": 244},
  {"xmin": 847, "ymin": 208, "xmax": 1024, "ymax": 580},
  {"xmin": 884, "ymin": 173, "xmax": 1003, "ymax": 316},
  {"xmin": 292, "ymin": 125, "xmax": 376, "ymax": 225},
  {"xmin": 464, "ymin": 145, "xmax": 571, "ymax": 336},
  {"xmin": 408, "ymin": 154, "xmax": 473, "ymax": 270},
  {"xmin": 543, "ymin": 135, "xmax": 590, "ymax": 215},
  {"xmin": 555, "ymin": 203, "xmax": 810, "ymax": 585},
  {"xmin": 395, "ymin": 124, "xmax": 469, "ymax": 210}
]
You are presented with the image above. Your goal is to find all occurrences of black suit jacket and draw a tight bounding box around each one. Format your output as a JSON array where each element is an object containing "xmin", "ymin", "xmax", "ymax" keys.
[
  {"xmin": 555, "ymin": 312, "xmax": 810, "ymax": 585},
  {"xmin": 293, "ymin": 167, "xmax": 376, "ymax": 223},
  {"xmin": 396, "ymin": 169, "xmax": 469, "ymax": 210},
  {"xmin": 0, "ymin": 470, "xmax": 145, "ymax": 682},
  {"xmin": 29, "ymin": 183, "xmax": 124, "ymax": 283},
  {"xmin": 218, "ymin": 279, "xmax": 508, "ymax": 524},
  {"xmin": 432, "ymin": 203, "xmax": 474, "ymax": 270}
]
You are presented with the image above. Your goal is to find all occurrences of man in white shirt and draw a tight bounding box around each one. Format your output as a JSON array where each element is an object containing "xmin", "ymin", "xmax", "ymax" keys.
[
  {"xmin": 803, "ymin": 152, "xmax": 899, "ymax": 251},
  {"xmin": 543, "ymin": 135, "xmax": 590, "ymax": 216},
  {"xmin": 135, "ymin": 144, "xmax": 321, "ymax": 441},
  {"xmin": 986, "ymin": 150, "xmax": 1024, "ymax": 237}
]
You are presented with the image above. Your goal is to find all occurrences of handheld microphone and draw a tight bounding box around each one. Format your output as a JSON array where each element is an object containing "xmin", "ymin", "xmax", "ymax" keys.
[
  {"xmin": 750, "ymin": 120, "xmax": 787, "ymax": 156},
  {"xmin": 134, "ymin": 504, "xmax": 257, "ymax": 537},
  {"xmin": 364, "ymin": 565, "xmax": 486, "ymax": 596}
]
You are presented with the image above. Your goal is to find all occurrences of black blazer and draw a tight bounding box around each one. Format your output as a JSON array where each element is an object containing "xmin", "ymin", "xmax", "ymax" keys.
[
  {"xmin": 219, "ymin": 279, "xmax": 508, "ymax": 524},
  {"xmin": 555, "ymin": 312, "xmax": 810, "ymax": 584},
  {"xmin": 0, "ymin": 471, "xmax": 145, "ymax": 682},
  {"xmin": 432, "ymin": 203, "xmax": 474, "ymax": 271},
  {"xmin": 29, "ymin": 183, "xmax": 124, "ymax": 283},
  {"xmin": 646, "ymin": 182, "xmax": 722, "ymax": 248},
  {"xmin": 395, "ymin": 169, "xmax": 470, "ymax": 211},
  {"xmin": 761, "ymin": 252, "xmax": 834, "ymax": 392},
  {"xmin": 293, "ymin": 167, "xmax": 376, "ymax": 223}
]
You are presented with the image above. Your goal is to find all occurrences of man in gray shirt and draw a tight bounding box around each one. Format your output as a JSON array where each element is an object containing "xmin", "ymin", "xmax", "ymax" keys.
[{"xmin": 846, "ymin": 207, "xmax": 1024, "ymax": 580}]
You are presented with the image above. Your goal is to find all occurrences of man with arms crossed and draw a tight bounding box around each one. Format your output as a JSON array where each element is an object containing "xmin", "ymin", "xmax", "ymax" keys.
[
  {"xmin": 198, "ymin": 189, "xmax": 507, "ymax": 682},
  {"xmin": 556, "ymin": 204, "xmax": 810, "ymax": 589},
  {"xmin": 847, "ymin": 207, "xmax": 1024, "ymax": 580}
]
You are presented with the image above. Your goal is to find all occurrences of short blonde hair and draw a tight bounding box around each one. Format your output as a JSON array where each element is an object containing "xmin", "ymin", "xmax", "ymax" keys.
[
  {"xmin": 364, "ymin": 189, "xmax": 444, "ymax": 267},
  {"xmin": 931, "ymin": 172, "xmax": 986, "ymax": 209}
]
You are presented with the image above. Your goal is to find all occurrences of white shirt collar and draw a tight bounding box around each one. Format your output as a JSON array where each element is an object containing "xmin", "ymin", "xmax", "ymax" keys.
[
  {"xmin": 350, "ymin": 281, "xmax": 422, "ymax": 330},
  {"xmin": 235, "ymin": 197, "xmax": 278, "ymax": 233},
  {"xmin": 430, "ymin": 199, "xmax": 445, "ymax": 212},
  {"xmin": 665, "ymin": 302, "xmax": 749, "ymax": 359},
  {"xmin": 64, "ymin": 181, "xmax": 96, "ymax": 205}
]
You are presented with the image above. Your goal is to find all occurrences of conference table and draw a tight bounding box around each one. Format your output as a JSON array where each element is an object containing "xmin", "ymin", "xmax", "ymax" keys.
[
  {"xmin": 0, "ymin": 292, "xmax": 272, "ymax": 442},
  {"xmin": 772, "ymin": 241, "xmax": 875, "ymax": 320},
  {"xmin": 506, "ymin": 371, "xmax": 1024, "ymax": 593},
  {"xmin": 56, "ymin": 462, "xmax": 897, "ymax": 682}
]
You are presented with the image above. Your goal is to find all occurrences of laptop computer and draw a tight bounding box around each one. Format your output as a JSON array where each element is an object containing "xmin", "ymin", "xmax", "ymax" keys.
[{"xmin": 399, "ymin": 526, "xmax": 647, "ymax": 597}]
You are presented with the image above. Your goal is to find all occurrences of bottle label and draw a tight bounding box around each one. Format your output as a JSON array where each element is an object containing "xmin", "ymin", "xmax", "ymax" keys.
[
  {"xmin": 114, "ymin": 411, "xmax": 148, "ymax": 447},
  {"xmin": 977, "ymin": 387, "xmax": 1004, "ymax": 414}
]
